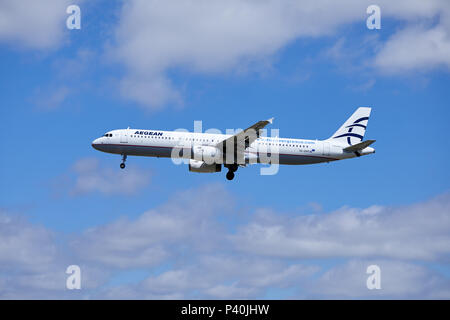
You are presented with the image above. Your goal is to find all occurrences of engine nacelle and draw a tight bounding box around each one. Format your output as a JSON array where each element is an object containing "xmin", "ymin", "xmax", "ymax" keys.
[
  {"xmin": 191, "ymin": 145, "xmax": 222, "ymax": 163},
  {"xmin": 244, "ymin": 152, "xmax": 258, "ymax": 164},
  {"xmin": 189, "ymin": 159, "xmax": 221, "ymax": 173}
]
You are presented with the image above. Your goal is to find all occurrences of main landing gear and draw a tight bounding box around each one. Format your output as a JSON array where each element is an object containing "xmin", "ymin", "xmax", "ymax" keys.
[
  {"xmin": 225, "ymin": 164, "xmax": 238, "ymax": 181},
  {"xmin": 226, "ymin": 171, "xmax": 234, "ymax": 180},
  {"xmin": 120, "ymin": 154, "xmax": 127, "ymax": 169}
]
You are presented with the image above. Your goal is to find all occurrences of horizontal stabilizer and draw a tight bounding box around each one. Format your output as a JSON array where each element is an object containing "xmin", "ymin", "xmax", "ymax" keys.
[{"xmin": 343, "ymin": 140, "xmax": 376, "ymax": 152}]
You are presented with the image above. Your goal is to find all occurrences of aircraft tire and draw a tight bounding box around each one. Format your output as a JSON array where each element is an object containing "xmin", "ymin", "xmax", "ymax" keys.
[{"xmin": 226, "ymin": 171, "xmax": 235, "ymax": 180}]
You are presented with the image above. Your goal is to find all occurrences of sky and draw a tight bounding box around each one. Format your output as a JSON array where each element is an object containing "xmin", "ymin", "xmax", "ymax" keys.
[{"xmin": 0, "ymin": 0, "xmax": 450, "ymax": 299}]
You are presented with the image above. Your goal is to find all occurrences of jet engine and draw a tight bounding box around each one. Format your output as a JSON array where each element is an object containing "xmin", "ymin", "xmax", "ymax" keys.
[
  {"xmin": 244, "ymin": 152, "xmax": 258, "ymax": 164},
  {"xmin": 188, "ymin": 159, "xmax": 221, "ymax": 173},
  {"xmin": 191, "ymin": 145, "xmax": 222, "ymax": 163}
]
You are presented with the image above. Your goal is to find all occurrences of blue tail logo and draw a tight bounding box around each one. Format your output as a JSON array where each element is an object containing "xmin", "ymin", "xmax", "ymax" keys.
[{"xmin": 333, "ymin": 116, "xmax": 369, "ymax": 145}]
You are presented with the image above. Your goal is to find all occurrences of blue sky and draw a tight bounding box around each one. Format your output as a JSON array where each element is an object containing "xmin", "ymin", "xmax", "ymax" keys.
[{"xmin": 1, "ymin": 0, "xmax": 450, "ymax": 299}]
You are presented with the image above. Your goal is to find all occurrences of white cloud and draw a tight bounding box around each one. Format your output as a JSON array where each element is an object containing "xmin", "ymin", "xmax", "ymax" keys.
[
  {"xmin": 308, "ymin": 259, "xmax": 450, "ymax": 299},
  {"xmin": 71, "ymin": 184, "xmax": 233, "ymax": 269},
  {"xmin": 78, "ymin": 188, "xmax": 450, "ymax": 299},
  {"xmin": 374, "ymin": 24, "xmax": 450, "ymax": 74},
  {"xmin": 2, "ymin": 1, "xmax": 448, "ymax": 108},
  {"xmin": 111, "ymin": 0, "xmax": 450, "ymax": 109},
  {"xmin": 1, "ymin": 187, "xmax": 449, "ymax": 299},
  {"xmin": 232, "ymin": 193, "xmax": 450, "ymax": 260},
  {"xmin": 119, "ymin": 75, "xmax": 182, "ymax": 110},
  {"xmin": 0, "ymin": 212, "xmax": 57, "ymax": 273},
  {"xmin": 0, "ymin": 0, "xmax": 74, "ymax": 49},
  {"xmin": 0, "ymin": 210, "xmax": 107, "ymax": 298},
  {"xmin": 69, "ymin": 184, "xmax": 316, "ymax": 298},
  {"xmin": 322, "ymin": 1, "xmax": 450, "ymax": 76},
  {"xmin": 70, "ymin": 158, "xmax": 151, "ymax": 196},
  {"xmin": 111, "ymin": 0, "xmax": 367, "ymax": 109},
  {"xmin": 97, "ymin": 255, "xmax": 317, "ymax": 299}
]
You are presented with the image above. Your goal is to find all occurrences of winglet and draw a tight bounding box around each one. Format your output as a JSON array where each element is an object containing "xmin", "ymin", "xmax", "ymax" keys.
[{"xmin": 267, "ymin": 117, "xmax": 274, "ymax": 124}]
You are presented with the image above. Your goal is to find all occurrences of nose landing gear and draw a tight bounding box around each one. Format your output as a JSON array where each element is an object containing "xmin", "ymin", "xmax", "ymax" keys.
[{"xmin": 120, "ymin": 154, "xmax": 127, "ymax": 169}]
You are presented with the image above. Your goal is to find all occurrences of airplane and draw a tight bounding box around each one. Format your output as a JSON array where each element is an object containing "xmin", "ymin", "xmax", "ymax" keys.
[{"xmin": 91, "ymin": 107, "xmax": 375, "ymax": 180}]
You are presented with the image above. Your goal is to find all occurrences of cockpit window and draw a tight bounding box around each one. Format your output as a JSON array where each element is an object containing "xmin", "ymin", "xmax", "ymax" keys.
[{"xmin": 104, "ymin": 133, "xmax": 113, "ymax": 137}]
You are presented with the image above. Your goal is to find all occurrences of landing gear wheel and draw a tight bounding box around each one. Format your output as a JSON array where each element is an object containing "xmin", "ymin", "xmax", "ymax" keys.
[
  {"xmin": 120, "ymin": 154, "xmax": 127, "ymax": 169},
  {"xmin": 226, "ymin": 171, "xmax": 235, "ymax": 180}
]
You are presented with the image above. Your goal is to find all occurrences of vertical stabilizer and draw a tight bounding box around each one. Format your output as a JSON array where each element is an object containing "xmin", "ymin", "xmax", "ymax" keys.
[{"xmin": 328, "ymin": 107, "xmax": 371, "ymax": 145}]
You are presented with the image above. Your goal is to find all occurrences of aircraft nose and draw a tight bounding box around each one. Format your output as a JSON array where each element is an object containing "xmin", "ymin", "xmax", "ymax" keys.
[{"xmin": 91, "ymin": 138, "xmax": 101, "ymax": 150}]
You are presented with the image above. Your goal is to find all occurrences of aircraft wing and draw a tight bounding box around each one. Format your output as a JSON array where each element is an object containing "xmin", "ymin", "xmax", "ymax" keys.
[{"xmin": 216, "ymin": 117, "xmax": 274, "ymax": 164}]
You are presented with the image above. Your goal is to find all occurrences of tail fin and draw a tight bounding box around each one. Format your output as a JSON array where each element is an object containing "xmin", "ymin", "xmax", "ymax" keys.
[{"xmin": 328, "ymin": 107, "xmax": 371, "ymax": 145}]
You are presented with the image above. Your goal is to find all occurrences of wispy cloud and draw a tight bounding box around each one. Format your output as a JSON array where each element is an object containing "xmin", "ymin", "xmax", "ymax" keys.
[
  {"xmin": 0, "ymin": 0, "xmax": 75, "ymax": 50},
  {"xmin": 111, "ymin": 0, "xmax": 450, "ymax": 109},
  {"xmin": 374, "ymin": 24, "xmax": 450, "ymax": 74},
  {"xmin": 3, "ymin": 1, "xmax": 449, "ymax": 109},
  {"xmin": 69, "ymin": 158, "xmax": 151, "ymax": 196},
  {"xmin": 34, "ymin": 86, "xmax": 72, "ymax": 111}
]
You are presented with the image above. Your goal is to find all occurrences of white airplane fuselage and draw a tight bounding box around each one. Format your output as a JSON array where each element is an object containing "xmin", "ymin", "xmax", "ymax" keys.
[
  {"xmin": 91, "ymin": 108, "xmax": 375, "ymax": 180},
  {"xmin": 92, "ymin": 129, "xmax": 374, "ymax": 165}
]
